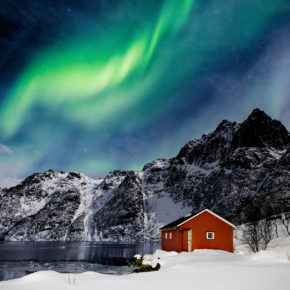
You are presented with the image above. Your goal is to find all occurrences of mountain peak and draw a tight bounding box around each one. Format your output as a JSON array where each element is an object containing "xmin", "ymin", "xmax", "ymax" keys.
[
  {"xmin": 247, "ymin": 108, "xmax": 272, "ymax": 121},
  {"xmin": 232, "ymin": 108, "xmax": 290, "ymax": 150},
  {"xmin": 214, "ymin": 119, "xmax": 238, "ymax": 134}
]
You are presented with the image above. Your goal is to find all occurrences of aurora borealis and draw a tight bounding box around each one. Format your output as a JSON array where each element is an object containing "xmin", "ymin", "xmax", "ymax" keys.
[{"xmin": 0, "ymin": 0, "xmax": 290, "ymax": 184}]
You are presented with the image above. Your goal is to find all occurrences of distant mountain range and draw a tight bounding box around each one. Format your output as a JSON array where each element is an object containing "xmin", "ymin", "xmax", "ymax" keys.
[{"xmin": 1, "ymin": 108, "xmax": 290, "ymax": 242}]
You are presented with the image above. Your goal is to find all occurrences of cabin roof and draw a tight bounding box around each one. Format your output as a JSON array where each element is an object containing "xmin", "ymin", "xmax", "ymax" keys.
[
  {"xmin": 159, "ymin": 213, "xmax": 196, "ymax": 231},
  {"xmin": 159, "ymin": 209, "xmax": 236, "ymax": 231}
]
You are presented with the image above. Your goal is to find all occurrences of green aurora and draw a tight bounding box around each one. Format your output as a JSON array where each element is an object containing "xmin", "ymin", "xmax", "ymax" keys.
[
  {"xmin": 0, "ymin": 0, "xmax": 195, "ymax": 136},
  {"xmin": 0, "ymin": 0, "xmax": 289, "ymax": 178}
]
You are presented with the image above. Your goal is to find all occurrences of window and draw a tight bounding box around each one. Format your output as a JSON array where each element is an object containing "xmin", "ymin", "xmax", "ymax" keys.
[
  {"xmin": 169, "ymin": 232, "xmax": 172, "ymax": 239},
  {"xmin": 165, "ymin": 233, "xmax": 168, "ymax": 239},
  {"xmin": 206, "ymin": 232, "xmax": 215, "ymax": 240}
]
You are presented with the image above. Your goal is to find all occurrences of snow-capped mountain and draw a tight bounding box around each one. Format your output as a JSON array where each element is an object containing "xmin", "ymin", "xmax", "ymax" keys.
[{"xmin": 1, "ymin": 108, "xmax": 290, "ymax": 242}]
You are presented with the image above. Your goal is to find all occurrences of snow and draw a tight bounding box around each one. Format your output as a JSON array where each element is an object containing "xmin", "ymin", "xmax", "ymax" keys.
[
  {"xmin": 149, "ymin": 195, "xmax": 190, "ymax": 224},
  {"xmin": 142, "ymin": 249, "xmax": 177, "ymax": 267},
  {"xmin": 140, "ymin": 163, "xmax": 191, "ymax": 240},
  {"xmin": 267, "ymin": 148, "xmax": 286, "ymax": 160},
  {"xmin": 186, "ymin": 161, "xmax": 219, "ymax": 176},
  {"xmin": 2, "ymin": 237, "xmax": 290, "ymax": 290},
  {"xmin": 12, "ymin": 171, "xmax": 106, "ymax": 241},
  {"xmin": 141, "ymin": 194, "xmax": 190, "ymax": 240}
]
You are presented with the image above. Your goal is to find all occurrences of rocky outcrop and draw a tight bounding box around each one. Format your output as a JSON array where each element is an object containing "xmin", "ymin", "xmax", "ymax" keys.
[
  {"xmin": 1, "ymin": 108, "xmax": 290, "ymax": 242},
  {"xmin": 231, "ymin": 108, "xmax": 290, "ymax": 150},
  {"xmin": 94, "ymin": 171, "xmax": 145, "ymax": 241}
]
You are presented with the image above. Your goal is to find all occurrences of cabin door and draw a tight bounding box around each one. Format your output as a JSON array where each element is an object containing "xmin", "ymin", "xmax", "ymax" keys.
[
  {"xmin": 187, "ymin": 229, "xmax": 192, "ymax": 252},
  {"xmin": 182, "ymin": 229, "xmax": 192, "ymax": 252}
]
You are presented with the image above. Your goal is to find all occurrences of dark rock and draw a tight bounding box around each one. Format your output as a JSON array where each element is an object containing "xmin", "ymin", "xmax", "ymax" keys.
[
  {"xmin": 133, "ymin": 263, "xmax": 161, "ymax": 273},
  {"xmin": 232, "ymin": 108, "xmax": 290, "ymax": 150}
]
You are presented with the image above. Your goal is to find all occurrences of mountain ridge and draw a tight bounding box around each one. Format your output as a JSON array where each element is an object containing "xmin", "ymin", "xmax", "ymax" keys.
[{"xmin": 1, "ymin": 108, "xmax": 290, "ymax": 242}]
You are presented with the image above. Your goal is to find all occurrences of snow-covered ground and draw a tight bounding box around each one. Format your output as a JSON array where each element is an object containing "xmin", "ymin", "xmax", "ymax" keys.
[{"xmin": 2, "ymin": 236, "xmax": 290, "ymax": 290}]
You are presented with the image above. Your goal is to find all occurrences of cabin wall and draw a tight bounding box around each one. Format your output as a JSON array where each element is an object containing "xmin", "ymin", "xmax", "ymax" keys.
[
  {"xmin": 179, "ymin": 211, "xmax": 234, "ymax": 253},
  {"xmin": 161, "ymin": 230, "xmax": 180, "ymax": 252}
]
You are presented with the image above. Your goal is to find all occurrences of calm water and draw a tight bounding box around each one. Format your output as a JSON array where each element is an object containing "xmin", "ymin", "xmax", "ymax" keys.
[{"xmin": 0, "ymin": 242, "xmax": 161, "ymax": 281}]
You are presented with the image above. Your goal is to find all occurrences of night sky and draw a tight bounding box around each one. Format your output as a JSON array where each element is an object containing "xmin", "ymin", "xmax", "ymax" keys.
[{"xmin": 0, "ymin": 0, "xmax": 290, "ymax": 184}]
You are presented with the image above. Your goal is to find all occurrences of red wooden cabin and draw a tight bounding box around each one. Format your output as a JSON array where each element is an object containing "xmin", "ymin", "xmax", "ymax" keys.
[{"xmin": 160, "ymin": 209, "xmax": 236, "ymax": 253}]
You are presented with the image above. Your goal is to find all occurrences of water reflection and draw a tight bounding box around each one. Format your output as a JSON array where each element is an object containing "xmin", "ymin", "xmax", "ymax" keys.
[{"xmin": 0, "ymin": 242, "xmax": 161, "ymax": 281}]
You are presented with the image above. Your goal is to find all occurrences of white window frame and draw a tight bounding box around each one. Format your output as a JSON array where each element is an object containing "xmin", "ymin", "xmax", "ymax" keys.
[
  {"xmin": 169, "ymin": 232, "xmax": 172, "ymax": 239},
  {"xmin": 206, "ymin": 232, "xmax": 215, "ymax": 240},
  {"xmin": 165, "ymin": 233, "xmax": 168, "ymax": 239}
]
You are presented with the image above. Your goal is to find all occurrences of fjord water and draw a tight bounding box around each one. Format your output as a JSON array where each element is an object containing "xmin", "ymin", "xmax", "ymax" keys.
[{"xmin": 0, "ymin": 242, "xmax": 161, "ymax": 281}]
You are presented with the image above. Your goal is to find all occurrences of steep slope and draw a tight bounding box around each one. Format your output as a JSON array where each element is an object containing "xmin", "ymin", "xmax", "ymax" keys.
[
  {"xmin": 0, "ymin": 170, "xmax": 102, "ymax": 241},
  {"xmin": 1, "ymin": 108, "xmax": 290, "ymax": 241},
  {"xmin": 94, "ymin": 171, "xmax": 145, "ymax": 242}
]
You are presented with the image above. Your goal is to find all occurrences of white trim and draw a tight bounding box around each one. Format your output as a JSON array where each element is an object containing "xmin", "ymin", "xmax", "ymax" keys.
[
  {"xmin": 188, "ymin": 229, "xmax": 192, "ymax": 251},
  {"xmin": 206, "ymin": 231, "xmax": 215, "ymax": 240},
  {"xmin": 177, "ymin": 209, "xmax": 236, "ymax": 228}
]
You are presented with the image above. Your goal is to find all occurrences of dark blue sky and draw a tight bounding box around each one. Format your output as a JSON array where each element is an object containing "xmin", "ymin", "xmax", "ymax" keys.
[{"xmin": 0, "ymin": 0, "xmax": 290, "ymax": 185}]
